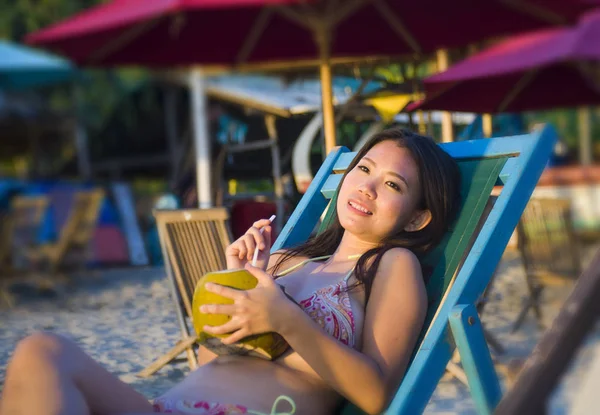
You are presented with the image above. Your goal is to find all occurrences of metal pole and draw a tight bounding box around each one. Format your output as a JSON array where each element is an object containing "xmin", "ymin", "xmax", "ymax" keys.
[
  {"xmin": 164, "ymin": 86, "xmax": 179, "ymax": 188},
  {"xmin": 189, "ymin": 68, "xmax": 213, "ymax": 208},
  {"xmin": 72, "ymin": 84, "xmax": 92, "ymax": 180}
]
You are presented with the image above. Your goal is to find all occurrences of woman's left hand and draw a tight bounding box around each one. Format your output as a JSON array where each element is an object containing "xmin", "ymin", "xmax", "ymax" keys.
[{"xmin": 200, "ymin": 263, "xmax": 293, "ymax": 344}]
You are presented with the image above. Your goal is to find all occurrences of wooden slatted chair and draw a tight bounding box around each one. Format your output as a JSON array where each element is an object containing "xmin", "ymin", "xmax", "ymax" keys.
[
  {"xmin": 25, "ymin": 189, "xmax": 104, "ymax": 276},
  {"xmin": 495, "ymin": 248, "xmax": 600, "ymax": 414},
  {"xmin": 512, "ymin": 197, "xmax": 582, "ymax": 332},
  {"xmin": 137, "ymin": 208, "xmax": 232, "ymax": 378},
  {"xmin": 0, "ymin": 195, "xmax": 49, "ymax": 306}
]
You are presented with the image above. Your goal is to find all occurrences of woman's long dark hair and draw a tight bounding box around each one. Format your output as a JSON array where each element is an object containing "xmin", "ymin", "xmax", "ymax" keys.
[{"xmin": 271, "ymin": 128, "xmax": 461, "ymax": 304}]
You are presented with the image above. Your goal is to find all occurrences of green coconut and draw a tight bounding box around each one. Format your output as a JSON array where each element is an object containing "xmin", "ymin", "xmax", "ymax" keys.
[{"xmin": 192, "ymin": 268, "xmax": 289, "ymax": 360}]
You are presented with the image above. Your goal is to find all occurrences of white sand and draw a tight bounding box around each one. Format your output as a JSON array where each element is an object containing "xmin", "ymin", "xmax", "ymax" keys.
[{"xmin": 1, "ymin": 246, "xmax": 599, "ymax": 414}]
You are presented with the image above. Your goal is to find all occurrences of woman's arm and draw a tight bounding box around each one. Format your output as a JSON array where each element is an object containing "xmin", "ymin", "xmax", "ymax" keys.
[{"xmin": 278, "ymin": 248, "xmax": 428, "ymax": 414}]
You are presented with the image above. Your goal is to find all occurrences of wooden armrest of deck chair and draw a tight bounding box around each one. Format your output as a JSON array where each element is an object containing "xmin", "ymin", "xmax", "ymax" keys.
[
  {"xmin": 137, "ymin": 335, "xmax": 199, "ymax": 378},
  {"xmin": 495, "ymin": 249, "xmax": 600, "ymax": 414}
]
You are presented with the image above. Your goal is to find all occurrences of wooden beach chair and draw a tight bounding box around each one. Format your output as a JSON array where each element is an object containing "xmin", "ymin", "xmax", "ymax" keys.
[
  {"xmin": 512, "ymin": 197, "xmax": 582, "ymax": 332},
  {"xmin": 494, "ymin": 248, "xmax": 600, "ymax": 414},
  {"xmin": 137, "ymin": 208, "xmax": 232, "ymax": 378},
  {"xmin": 268, "ymin": 126, "xmax": 556, "ymax": 414},
  {"xmin": 25, "ymin": 189, "xmax": 104, "ymax": 277},
  {"xmin": 0, "ymin": 195, "xmax": 49, "ymax": 306}
]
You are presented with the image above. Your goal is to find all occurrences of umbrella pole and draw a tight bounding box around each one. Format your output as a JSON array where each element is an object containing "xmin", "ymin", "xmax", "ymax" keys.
[
  {"xmin": 436, "ymin": 49, "xmax": 454, "ymax": 142},
  {"xmin": 189, "ymin": 68, "xmax": 213, "ymax": 208},
  {"xmin": 164, "ymin": 85, "xmax": 180, "ymax": 188},
  {"xmin": 578, "ymin": 107, "xmax": 593, "ymax": 166},
  {"xmin": 72, "ymin": 85, "xmax": 92, "ymax": 180},
  {"xmin": 482, "ymin": 114, "xmax": 493, "ymax": 138},
  {"xmin": 315, "ymin": 27, "xmax": 337, "ymax": 156}
]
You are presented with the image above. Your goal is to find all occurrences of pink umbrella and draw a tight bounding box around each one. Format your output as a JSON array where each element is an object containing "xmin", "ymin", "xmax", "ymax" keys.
[
  {"xmin": 26, "ymin": 0, "xmax": 598, "ymax": 206},
  {"xmin": 411, "ymin": 8, "xmax": 600, "ymax": 113},
  {"xmin": 26, "ymin": 0, "xmax": 596, "ymax": 67}
]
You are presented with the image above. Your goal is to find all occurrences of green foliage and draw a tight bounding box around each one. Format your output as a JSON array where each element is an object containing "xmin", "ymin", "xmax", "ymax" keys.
[
  {"xmin": 524, "ymin": 108, "xmax": 600, "ymax": 149},
  {"xmin": 0, "ymin": 1, "xmax": 153, "ymax": 170},
  {"xmin": 0, "ymin": 0, "xmax": 108, "ymax": 41}
]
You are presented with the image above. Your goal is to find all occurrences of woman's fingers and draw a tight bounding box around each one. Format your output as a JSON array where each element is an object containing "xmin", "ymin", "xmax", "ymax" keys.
[
  {"xmin": 252, "ymin": 218, "xmax": 272, "ymax": 230},
  {"xmin": 242, "ymin": 234, "xmax": 257, "ymax": 260},
  {"xmin": 204, "ymin": 283, "xmax": 247, "ymax": 300},
  {"xmin": 245, "ymin": 226, "xmax": 266, "ymax": 250},
  {"xmin": 220, "ymin": 329, "xmax": 249, "ymax": 345},
  {"xmin": 203, "ymin": 320, "xmax": 240, "ymax": 335},
  {"xmin": 199, "ymin": 303, "xmax": 237, "ymax": 315}
]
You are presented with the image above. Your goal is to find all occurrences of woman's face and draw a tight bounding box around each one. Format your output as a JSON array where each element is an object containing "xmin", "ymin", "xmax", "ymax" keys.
[{"xmin": 336, "ymin": 140, "xmax": 427, "ymax": 243}]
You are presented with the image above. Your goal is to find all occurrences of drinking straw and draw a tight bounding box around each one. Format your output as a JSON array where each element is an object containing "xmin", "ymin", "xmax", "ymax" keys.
[{"xmin": 251, "ymin": 215, "xmax": 276, "ymax": 267}]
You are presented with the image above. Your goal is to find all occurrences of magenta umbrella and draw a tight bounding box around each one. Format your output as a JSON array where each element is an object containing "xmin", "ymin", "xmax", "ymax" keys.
[
  {"xmin": 26, "ymin": 0, "xmax": 599, "ymax": 207},
  {"xmin": 411, "ymin": 8, "xmax": 600, "ymax": 113},
  {"xmin": 26, "ymin": 0, "xmax": 597, "ymax": 67}
]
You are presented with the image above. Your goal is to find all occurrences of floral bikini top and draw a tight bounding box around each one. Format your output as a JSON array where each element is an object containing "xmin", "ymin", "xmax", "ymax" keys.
[{"xmin": 276, "ymin": 255, "xmax": 360, "ymax": 349}]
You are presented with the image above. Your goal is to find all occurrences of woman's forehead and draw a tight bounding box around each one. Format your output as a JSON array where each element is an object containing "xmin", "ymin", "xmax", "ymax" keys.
[{"xmin": 363, "ymin": 141, "xmax": 418, "ymax": 174}]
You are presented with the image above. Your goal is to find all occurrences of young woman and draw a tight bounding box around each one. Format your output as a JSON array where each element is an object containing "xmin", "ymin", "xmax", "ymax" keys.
[{"xmin": 0, "ymin": 128, "xmax": 461, "ymax": 415}]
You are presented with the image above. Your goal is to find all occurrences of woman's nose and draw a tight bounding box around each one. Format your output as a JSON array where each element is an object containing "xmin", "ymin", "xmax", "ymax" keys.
[{"xmin": 358, "ymin": 181, "xmax": 376, "ymax": 199}]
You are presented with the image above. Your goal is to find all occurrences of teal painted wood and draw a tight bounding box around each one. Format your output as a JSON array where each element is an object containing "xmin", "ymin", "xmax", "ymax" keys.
[
  {"xmin": 270, "ymin": 127, "xmax": 557, "ymax": 415},
  {"xmin": 271, "ymin": 146, "xmax": 348, "ymax": 252},
  {"xmin": 387, "ymin": 126, "xmax": 557, "ymax": 414},
  {"xmin": 449, "ymin": 304, "xmax": 502, "ymax": 415}
]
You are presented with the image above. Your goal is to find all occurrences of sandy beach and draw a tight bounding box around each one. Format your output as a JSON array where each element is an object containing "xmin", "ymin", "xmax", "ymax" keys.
[{"xmin": 1, "ymin": 245, "xmax": 599, "ymax": 414}]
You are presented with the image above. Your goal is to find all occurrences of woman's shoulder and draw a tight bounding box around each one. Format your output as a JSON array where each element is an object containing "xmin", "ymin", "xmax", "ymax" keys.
[
  {"xmin": 369, "ymin": 247, "xmax": 428, "ymax": 310},
  {"xmin": 375, "ymin": 247, "xmax": 424, "ymax": 284}
]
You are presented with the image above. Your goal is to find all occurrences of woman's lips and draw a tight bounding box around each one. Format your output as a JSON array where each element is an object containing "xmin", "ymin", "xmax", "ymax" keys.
[{"xmin": 347, "ymin": 200, "xmax": 373, "ymax": 216}]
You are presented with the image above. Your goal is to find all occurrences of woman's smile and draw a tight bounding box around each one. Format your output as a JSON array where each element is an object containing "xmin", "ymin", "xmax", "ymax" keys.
[{"xmin": 347, "ymin": 200, "xmax": 373, "ymax": 216}]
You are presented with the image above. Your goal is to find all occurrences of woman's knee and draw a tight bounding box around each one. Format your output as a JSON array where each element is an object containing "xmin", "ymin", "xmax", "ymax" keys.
[{"xmin": 11, "ymin": 332, "xmax": 77, "ymax": 367}]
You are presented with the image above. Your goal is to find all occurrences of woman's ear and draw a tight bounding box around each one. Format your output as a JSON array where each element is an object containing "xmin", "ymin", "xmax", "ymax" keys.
[{"xmin": 404, "ymin": 209, "xmax": 432, "ymax": 232}]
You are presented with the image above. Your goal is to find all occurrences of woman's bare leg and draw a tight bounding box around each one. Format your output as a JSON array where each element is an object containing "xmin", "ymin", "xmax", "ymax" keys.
[{"xmin": 0, "ymin": 332, "xmax": 155, "ymax": 415}]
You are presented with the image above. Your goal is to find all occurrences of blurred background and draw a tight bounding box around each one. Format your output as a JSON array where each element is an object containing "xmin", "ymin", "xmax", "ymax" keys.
[{"xmin": 1, "ymin": 1, "xmax": 600, "ymax": 413}]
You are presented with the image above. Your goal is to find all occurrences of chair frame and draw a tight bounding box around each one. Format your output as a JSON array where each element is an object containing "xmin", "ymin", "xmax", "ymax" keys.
[
  {"xmin": 25, "ymin": 189, "xmax": 104, "ymax": 275},
  {"xmin": 0, "ymin": 194, "xmax": 49, "ymax": 307},
  {"xmin": 271, "ymin": 127, "xmax": 556, "ymax": 415},
  {"xmin": 137, "ymin": 207, "xmax": 232, "ymax": 378},
  {"xmin": 495, "ymin": 248, "xmax": 600, "ymax": 414},
  {"xmin": 512, "ymin": 197, "xmax": 582, "ymax": 331}
]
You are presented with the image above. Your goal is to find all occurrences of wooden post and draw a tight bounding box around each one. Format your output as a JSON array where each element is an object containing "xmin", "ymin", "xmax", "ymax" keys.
[
  {"xmin": 315, "ymin": 26, "xmax": 336, "ymax": 156},
  {"xmin": 495, "ymin": 250, "xmax": 600, "ymax": 414},
  {"xmin": 578, "ymin": 106, "xmax": 593, "ymax": 165},
  {"xmin": 482, "ymin": 114, "xmax": 493, "ymax": 138},
  {"xmin": 265, "ymin": 114, "xmax": 284, "ymax": 234},
  {"xmin": 436, "ymin": 49, "xmax": 454, "ymax": 143},
  {"xmin": 417, "ymin": 110, "xmax": 426, "ymax": 135}
]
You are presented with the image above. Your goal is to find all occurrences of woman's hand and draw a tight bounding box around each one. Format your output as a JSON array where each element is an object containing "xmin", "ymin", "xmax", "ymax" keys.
[
  {"xmin": 200, "ymin": 263, "xmax": 293, "ymax": 344},
  {"xmin": 225, "ymin": 219, "xmax": 272, "ymax": 270}
]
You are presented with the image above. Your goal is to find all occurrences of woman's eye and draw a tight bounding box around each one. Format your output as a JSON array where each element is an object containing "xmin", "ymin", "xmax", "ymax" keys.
[
  {"xmin": 357, "ymin": 165, "xmax": 369, "ymax": 173},
  {"xmin": 387, "ymin": 182, "xmax": 401, "ymax": 191}
]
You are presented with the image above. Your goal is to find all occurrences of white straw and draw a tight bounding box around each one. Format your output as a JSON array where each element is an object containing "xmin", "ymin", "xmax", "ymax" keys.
[{"xmin": 251, "ymin": 215, "xmax": 276, "ymax": 267}]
